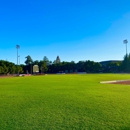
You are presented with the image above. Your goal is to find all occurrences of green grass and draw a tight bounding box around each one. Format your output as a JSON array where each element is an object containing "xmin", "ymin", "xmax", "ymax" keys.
[{"xmin": 0, "ymin": 74, "xmax": 130, "ymax": 130}]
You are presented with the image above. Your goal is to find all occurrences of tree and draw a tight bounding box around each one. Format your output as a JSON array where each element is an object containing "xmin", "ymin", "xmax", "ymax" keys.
[
  {"xmin": 17, "ymin": 66, "xmax": 24, "ymax": 73},
  {"xmin": 25, "ymin": 55, "xmax": 33, "ymax": 65},
  {"xmin": 0, "ymin": 60, "xmax": 17, "ymax": 74},
  {"xmin": 43, "ymin": 56, "xmax": 50, "ymax": 65},
  {"xmin": 39, "ymin": 60, "xmax": 48, "ymax": 73},
  {"xmin": 25, "ymin": 55, "xmax": 33, "ymax": 74},
  {"xmin": 3, "ymin": 65, "xmax": 8, "ymax": 74},
  {"xmin": 121, "ymin": 54, "xmax": 130, "ymax": 72},
  {"xmin": 0, "ymin": 66, "xmax": 4, "ymax": 74},
  {"xmin": 53, "ymin": 60, "xmax": 56, "ymax": 64},
  {"xmin": 56, "ymin": 56, "xmax": 61, "ymax": 64},
  {"xmin": 106, "ymin": 62, "xmax": 121, "ymax": 73},
  {"xmin": 33, "ymin": 60, "xmax": 39, "ymax": 65},
  {"xmin": 93, "ymin": 62, "xmax": 102, "ymax": 72},
  {"xmin": 8, "ymin": 64, "xmax": 16, "ymax": 74},
  {"xmin": 76, "ymin": 61, "xmax": 85, "ymax": 72}
]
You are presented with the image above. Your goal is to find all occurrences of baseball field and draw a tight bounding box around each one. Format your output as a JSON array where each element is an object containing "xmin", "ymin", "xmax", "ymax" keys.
[{"xmin": 0, "ymin": 74, "xmax": 130, "ymax": 130}]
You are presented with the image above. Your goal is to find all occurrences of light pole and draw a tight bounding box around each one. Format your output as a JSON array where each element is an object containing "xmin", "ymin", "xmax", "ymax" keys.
[
  {"xmin": 16, "ymin": 45, "xmax": 20, "ymax": 75},
  {"xmin": 18, "ymin": 55, "xmax": 20, "ymax": 65},
  {"xmin": 123, "ymin": 39, "xmax": 128, "ymax": 55}
]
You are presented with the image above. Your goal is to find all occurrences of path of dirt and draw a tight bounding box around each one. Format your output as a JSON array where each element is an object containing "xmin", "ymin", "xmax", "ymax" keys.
[
  {"xmin": 110, "ymin": 80, "xmax": 130, "ymax": 85},
  {"xmin": 0, "ymin": 76, "xmax": 14, "ymax": 78},
  {"xmin": 100, "ymin": 80, "xmax": 130, "ymax": 85}
]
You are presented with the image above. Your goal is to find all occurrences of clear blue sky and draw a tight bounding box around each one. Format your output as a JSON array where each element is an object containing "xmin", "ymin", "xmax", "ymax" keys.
[{"xmin": 0, "ymin": 0, "xmax": 130, "ymax": 64}]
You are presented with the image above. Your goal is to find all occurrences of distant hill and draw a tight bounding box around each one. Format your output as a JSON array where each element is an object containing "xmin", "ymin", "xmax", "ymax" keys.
[{"xmin": 100, "ymin": 60, "xmax": 122, "ymax": 66}]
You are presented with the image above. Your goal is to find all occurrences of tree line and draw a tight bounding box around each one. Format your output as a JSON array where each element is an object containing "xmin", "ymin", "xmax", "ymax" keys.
[
  {"xmin": 0, "ymin": 60, "xmax": 23, "ymax": 75},
  {"xmin": 0, "ymin": 54, "xmax": 129, "ymax": 75}
]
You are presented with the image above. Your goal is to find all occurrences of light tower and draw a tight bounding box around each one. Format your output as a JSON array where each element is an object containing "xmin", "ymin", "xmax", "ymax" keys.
[
  {"xmin": 123, "ymin": 39, "xmax": 128, "ymax": 55},
  {"xmin": 16, "ymin": 45, "xmax": 20, "ymax": 74}
]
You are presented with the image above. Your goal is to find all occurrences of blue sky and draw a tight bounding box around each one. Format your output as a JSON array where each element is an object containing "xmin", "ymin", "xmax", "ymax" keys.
[{"xmin": 0, "ymin": 0, "xmax": 130, "ymax": 64}]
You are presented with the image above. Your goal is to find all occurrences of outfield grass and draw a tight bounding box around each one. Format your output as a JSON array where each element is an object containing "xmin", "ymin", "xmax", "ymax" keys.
[{"xmin": 0, "ymin": 74, "xmax": 130, "ymax": 130}]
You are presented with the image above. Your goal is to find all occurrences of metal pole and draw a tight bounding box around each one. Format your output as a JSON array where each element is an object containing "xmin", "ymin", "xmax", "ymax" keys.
[
  {"xmin": 30, "ymin": 62, "xmax": 32, "ymax": 74},
  {"xmin": 16, "ymin": 45, "xmax": 20, "ymax": 75},
  {"xmin": 17, "ymin": 48, "xmax": 18, "ymax": 66},
  {"xmin": 18, "ymin": 55, "xmax": 20, "ymax": 65},
  {"xmin": 126, "ymin": 43, "xmax": 127, "ymax": 55},
  {"xmin": 17, "ymin": 46, "xmax": 18, "ymax": 75}
]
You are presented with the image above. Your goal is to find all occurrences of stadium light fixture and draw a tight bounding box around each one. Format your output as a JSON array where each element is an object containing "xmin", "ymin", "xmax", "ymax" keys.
[{"xmin": 123, "ymin": 39, "xmax": 128, "ymax": 55}]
